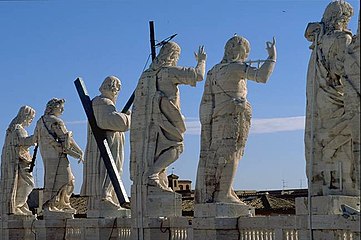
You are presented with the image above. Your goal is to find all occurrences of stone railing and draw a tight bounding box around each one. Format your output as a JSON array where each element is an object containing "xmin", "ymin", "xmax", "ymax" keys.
[
  {"xmin": 1, "ymin": 214, "xmax": 359, "ymax": 240},
  {"xmin": 64, "ymin": 217, "xmax": 133, "ymax": 240},
  {"xmin": 237, "ymin": 215, "xmax": 360, "ymax": 240}
]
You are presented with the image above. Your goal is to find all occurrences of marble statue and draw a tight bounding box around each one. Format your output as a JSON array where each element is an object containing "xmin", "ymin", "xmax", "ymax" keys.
[
  {"xmin": 34, "ymin": 98, "xmax": 83, "ymax": 214},
  {"xmin": 304, "ymin": 0, "xmax": 358, "ymax": 196},
  {"xmin": 195, "ymin": 35, "xmax": 276, "ymax": 204},
  {"xmin": 0, "ymin": 106, "xmax": 36, "ymax": 215},
  {"xmin": 130, "ymin": 42, "xmax": 206, "ymax": 191},
  {"xmin": 343, "ymin": 12, "xmax": 360, "ymax": 196},
  {"xmin": 80, "ymin": 76, "xmax": 131, "ymax": 215}
]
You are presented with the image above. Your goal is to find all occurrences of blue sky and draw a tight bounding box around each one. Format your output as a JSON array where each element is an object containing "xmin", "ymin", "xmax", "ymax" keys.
[{"xmin": 0, "ymin": 0, "xmax": 359, "ymax": 194}]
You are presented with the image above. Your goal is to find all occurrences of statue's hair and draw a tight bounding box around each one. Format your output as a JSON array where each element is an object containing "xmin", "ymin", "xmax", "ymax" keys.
[
  {"xmin": 322, "ymin": 0, "xmax": 353, "ymax": 31},
  {"xmin": 8, "ymin": 105, "xmax": 35, "ymax": 130},
  {"xmin": 99, "ymin": 76, "xmax": 121, "ymax": 94},
  {"xmin": 222, "ymin": 35, "xmax": 250, "ymax": 63},
  {"xmin": 45, "ymin": 98, "xmax": 65, "ymax": 115},
  {"xmin": 150, "ymin": 41, "xmax": 181, "ymax": 70}
]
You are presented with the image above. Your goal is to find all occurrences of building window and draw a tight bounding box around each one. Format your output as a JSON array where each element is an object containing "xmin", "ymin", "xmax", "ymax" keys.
[
  {"xmin": 179, "ymin": 185, "xmax": 184, "ymax": 190},
  {"xmin": 186, "ymin": 185, "xmax": 190, "ymax": 190}
]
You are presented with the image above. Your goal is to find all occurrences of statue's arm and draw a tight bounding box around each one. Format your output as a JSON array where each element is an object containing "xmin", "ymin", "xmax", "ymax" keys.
[
  {"xmin": 94, "ymin": 99, "xmax": 131, "ymax": 132},
  {"xmin": 199, "ymin": 72, "xmax": 214, "ymax": 147},
  {"xmin": 247, "ymin": 38, "xmax": 277, "ymax": 83},
  {"xmin": 13, "ymin": 124, "xmax": 35, "ymax": 148},
  {"xmin": 335, "ymin": 33, "xmax": 353, "ymax": 75},
  {"xmin": 194, "ymin": 45, "xmax": 207, "ymax": 81},
  {"xmin": 169, "ymin": 46, "xmax": 207, "ymax": 86}
]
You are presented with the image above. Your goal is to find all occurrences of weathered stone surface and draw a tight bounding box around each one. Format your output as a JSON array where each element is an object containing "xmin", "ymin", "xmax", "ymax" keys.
[
  {"xmin": 295, "ymin": 196, "xmax": 361, "ymax": 215},
  {"xmin": 195, "ymin": 35, "xmax": 276, "ymax": 205},
  {"xmin": 80, "ymin": 76, "xmax": 131, "ymax": 218},
  {"xmin": 34, "ymin": 98, "xmax": 83, "ymax": 214},
  {"xmin": 130, "ymin": 42, "xmax": 206, "ymax": 191},
  {"xmin": 194, "ymin": 203, "xmax": 254, "ymax": 218},
  {"xmin": 0, "ymin": 106, "xmax": 36, "ymax": 216},
  {"xmin": 304, "ymin": 0, "xmax": 360, "ymax": 196}
]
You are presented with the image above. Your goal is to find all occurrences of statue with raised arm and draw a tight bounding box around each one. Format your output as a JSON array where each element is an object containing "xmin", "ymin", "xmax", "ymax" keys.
[
  {"xmin": 304, "ymin": 1, "xmax": 358, "ymax": 196},
  {"xmin": 0, "ymin": 106, "xmax": 36, "ymax": 216},
  {"xmin": 34, "ymin": 98, "xmax": 83, "ymax": 214},
  {"xmin": 130, "ymin": 42, "xmax": 206, "ymax": 191},
  {"xmin": 81, "ymin": 76, "xmax": 131, "ymax": 217},
  {"xmin": 195, "ymin": 35, "xmax": 276, "ymax": 204}
]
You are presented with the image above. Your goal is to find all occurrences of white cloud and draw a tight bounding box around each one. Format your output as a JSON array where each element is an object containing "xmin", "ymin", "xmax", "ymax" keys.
[
  {"xmin": 65, "ymin": 120, "xmax": 87, "ymax": 125},
  {"xmin": 185, "ymin": 116, "xmax": 305, "ymax": 135},
  {"xmin": 64, "ymin": 116, "xmax": 306, "ymax": 135},
  {"xmin": 251, "ymin": 116, "xmax": 305, "ymax": 134}
]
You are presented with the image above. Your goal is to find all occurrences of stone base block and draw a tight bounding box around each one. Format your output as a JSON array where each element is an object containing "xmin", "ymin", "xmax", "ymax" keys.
[
  {"xmin": 87, "ymin": 208, "xmax": 131, "ymax": 218},
  {"xmin": 296, "ymin": 195, "xmax": 361, "ymax": 215},
  {"xmin": 147, "ymin": 186, "xmax": 182, "ymax": 217},
  {"xmin": 35, "ymin": 219, "xmax": 68, "ymax": 240},
  {"xmin": 1, "ymin": 215, "xmax": 36, "ymax": 240},
  {"xmin": 193, "ymin": 217, "xmax": 240, "ymax": 240},
  {"xmin": 194, "ymin": 203, "xmax": 255, "ymax": 218},
  {"xmin": 43, "ymin": 210, "xmax": 74, "ymax": 220},
  {"xmin": 131, "ymin": 185, "xmax": 182, "ymax": 219},
  {"xmin": 131, "ymin": 216, "xmax": 191, "ymax": 240}
]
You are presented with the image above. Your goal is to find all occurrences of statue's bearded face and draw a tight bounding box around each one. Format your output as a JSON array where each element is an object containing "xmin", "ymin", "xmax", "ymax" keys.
[{"xmin": 106, "ymin": 81, "xmax": 121, "ymax": 102}]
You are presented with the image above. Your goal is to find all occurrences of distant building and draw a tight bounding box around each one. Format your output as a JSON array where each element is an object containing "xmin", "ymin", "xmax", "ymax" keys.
[{"xmin": 167, "ymin": 173, "xmax": 192, "ymax": 192}]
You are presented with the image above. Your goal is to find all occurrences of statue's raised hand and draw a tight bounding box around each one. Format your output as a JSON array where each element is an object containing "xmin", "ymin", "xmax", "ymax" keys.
[
  {"xmin": 266, "ymin": 37, "xmax": 276, "ymax": 60},
  {"xmin": 194, "ymin": 45, "xmax": 207, "ymax": 62}
]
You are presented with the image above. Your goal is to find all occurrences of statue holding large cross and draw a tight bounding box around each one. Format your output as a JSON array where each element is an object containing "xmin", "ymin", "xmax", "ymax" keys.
[{"xmin": 77, "ymin": 76, "xmax": 131, "ymax": 218}]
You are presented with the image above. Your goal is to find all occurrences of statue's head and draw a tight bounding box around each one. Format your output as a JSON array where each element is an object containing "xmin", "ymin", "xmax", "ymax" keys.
[
  {"xmin": 222, "ymin": 35, "xmax": 250, "ymax": 63},
  {"xmin": 12, "ymin": 106, "xmax": 36, "ymax": 128},
  {"xmin": 151, "ymin": 41, "xmax": 181, "ymax": 69},
  {"xmin": 45, "ymin": 98, "xmax": 65, "ymax": 116},
  {"xmin": 99, "ymin": 76, "xmax": 121, "ymax": 102},
  {"xmin": 322, "ymin": 0, "xmax": 353, "ymax": 31}
]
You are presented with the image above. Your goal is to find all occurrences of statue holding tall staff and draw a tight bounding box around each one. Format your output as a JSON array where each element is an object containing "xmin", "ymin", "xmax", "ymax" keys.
[
  {"xmin": 34, "ymin": 98, "xmax": 83, "ymax": 214},
  {"xmin": 304, "ymin": 0, "xmax": 358, "ymax": 196},
  {"xmin": 130, "ymin": 42, "xmax": 206, "ymax": 191}
]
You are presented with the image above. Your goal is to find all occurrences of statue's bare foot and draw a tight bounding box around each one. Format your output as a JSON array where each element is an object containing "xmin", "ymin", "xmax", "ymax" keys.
[
  {"xmin": 18, "ymin": 206, "xmax": 33, "ymax": 215},
  {"xmin": 215, "ymin": 193, "xmax": 245, "ymax": 204},
  {"xmin": 147, "ymin": 178, "xmax": 173, "ymax": 192}
]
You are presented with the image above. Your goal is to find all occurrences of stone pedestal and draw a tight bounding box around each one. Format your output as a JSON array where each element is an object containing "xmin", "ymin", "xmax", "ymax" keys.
[
  {"xmin": 193, "ymin": 217, "xmax": 240, "ymax": 240},
  {"xmin": 131, "ymin": 185, "xmax": 182, "ymax": 219},
  {"xmin": 64, "ymin": 218, "xmax": 132, "ymax": 240},
  {"xmin": 131, "ymin": 185, "xmax": 182, "ymax": 240},
  {"xmin": 38, "ymin": 211, "xmax": 74, "ymax": 240},
  {"xmin": 86, "ymin": 196, "xmax": 131, "ymax": 218},
  {"xmin": 43, "ymin": 210, "xmax": 74, "ymax": 220},
  {"xmin": 87, "ymin": 208, "xmax": 131, "ymax": 218},
  {"xmin": 296, "ymin": 195, "xmax": 361, "ymax": 215},
  {"xmin": 194, "ymin": 203, "xmax": 255, "ymax": 218},
  {"xmin": 193, "ymin": 203, "xmax": 255, "ymax": 240},
  {"xmin": 1, "ymin": 215, "xmax": 36, "ymax": 240}
]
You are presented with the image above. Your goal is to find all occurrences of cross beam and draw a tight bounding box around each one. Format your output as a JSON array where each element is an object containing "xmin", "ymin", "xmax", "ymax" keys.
[{"xmin": 74, "ymin": 78, "xmax": 129, "ymax": 205}]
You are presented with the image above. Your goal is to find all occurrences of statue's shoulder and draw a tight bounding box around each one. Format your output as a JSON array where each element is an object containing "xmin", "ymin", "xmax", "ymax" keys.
[
  {"xmin": 141, "ymin": 69, "xmax": 158, "ymax": 78},
  {"xmin": 44, "ymin": 114, "xmax": 64, "ymax": 126},
  {"xmin": 92, "ymin": 96, "xmax": 113, "ymax": 106}
]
